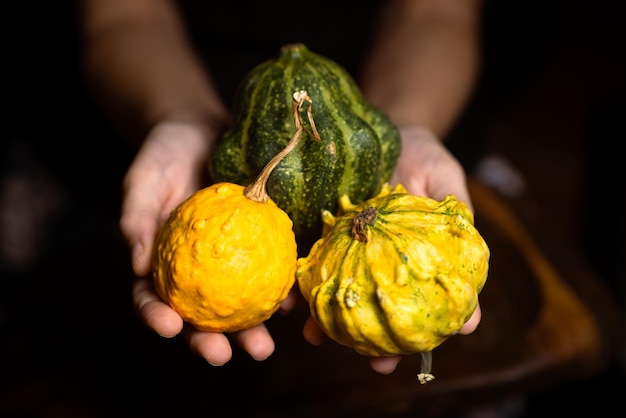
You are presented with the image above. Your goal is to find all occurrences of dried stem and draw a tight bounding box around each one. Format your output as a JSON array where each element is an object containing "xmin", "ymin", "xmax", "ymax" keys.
[
  {"xmin": 417, "ymin": 351, "xmax": 435, "ymax": 384},
  {"xmin": 244, "ymin": 90, "xmax": 319, "ymax": 202},
  {"xmin": 351, "ymin": 207, "xmax": 377, "ymax": 242}
]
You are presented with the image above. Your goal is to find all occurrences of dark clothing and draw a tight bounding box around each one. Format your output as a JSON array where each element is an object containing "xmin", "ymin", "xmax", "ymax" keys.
[{"xmin": 176, "ymin": 0, "xmax": 383, "ymax": 108}]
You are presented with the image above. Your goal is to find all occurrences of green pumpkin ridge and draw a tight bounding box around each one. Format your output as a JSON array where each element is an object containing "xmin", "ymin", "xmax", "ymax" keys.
[{"xmin": 209, "ymin": 43, "xmax": 401, "ymax": 248}]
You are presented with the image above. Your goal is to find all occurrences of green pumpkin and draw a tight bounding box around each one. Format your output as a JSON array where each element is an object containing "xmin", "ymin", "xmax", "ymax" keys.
[{"xmin": 209, "ymin": 43, "xmax": 401, "ymax": 250}]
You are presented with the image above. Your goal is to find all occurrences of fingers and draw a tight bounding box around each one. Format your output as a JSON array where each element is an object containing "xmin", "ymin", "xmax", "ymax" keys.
[
  {"xmin": 278, "ymin": 284, "xmax": 300, "ymax": 313},
  {"xmin": 232, "ymin": 324, "xmax": 275, "ymax": 361},
  {"xmin": 301, "ymin": 302, "xmax": 479, "ymax": 375},
  {"xmin": 302, "ymin": 315, "xmax": 328, "ymax": 346},
  {"xmin": 369, "ymin": 356, "xmax": 403, "ymax": 375},
  {"xmin": 303, "ymin": 315, "xmax": 403, "ymax": 374},
  {"xmin": 459, "ymin": 302, "xmax": 481, "ymax": 335},
  {"xmin": 120, "ymin": 152, "xmax": 167, "ymax": 277},
  {"xmin": 134, "ymin": 277, "xmax": 276, "ymax": 364},
  {"xmin": 302, "ymin": 316, "xmax": 402, "ymax": 374},
  {"xmin": 185, "ymin": 324, "xmax": 275, "ymax": 365},
  {"xmin": 368, "ymin": 302, "xmax": 481, "ymax": 375},
  {"xmin": 133, "ymin": 277, "xmax": 183, "ymax": 337},
  {"xmin": 121, "ymin": 214, "xmax": 159, "ymax": 277},
  {"xmin": 119, "ymin": 175, "xmax": 161, "ymax": 277},
  {"xmin": 185, "ymin": 329, "xmax": 233, "ymax": 366}
]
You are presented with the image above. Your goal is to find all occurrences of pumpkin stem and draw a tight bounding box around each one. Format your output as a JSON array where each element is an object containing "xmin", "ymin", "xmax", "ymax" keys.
[
  {"xmin": 417, "ymin": 351, "xmax": 435, "ymax": 384},
  {"xmin": 244, "ymin": 90, "xmax": 318, "ymax": 203},
  {"xmin": 295, "ymin": 91, "xmax": 321, "ymax": 143},
  {"xmin": 351, "ymin": 207, "xmax": 377, "ymax": 242}
]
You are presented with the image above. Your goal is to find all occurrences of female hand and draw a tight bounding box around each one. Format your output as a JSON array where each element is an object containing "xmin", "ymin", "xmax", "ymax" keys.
[{"xmin": 122, "ymin": 120, "xmax": 284, "ymax": 366}]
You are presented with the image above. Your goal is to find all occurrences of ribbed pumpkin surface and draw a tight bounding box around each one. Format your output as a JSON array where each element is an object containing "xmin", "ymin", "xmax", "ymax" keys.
[
  {"xmin": 297, "ymin": 184, "xmax": 490, "ymax": 357},
  {"xmin": 209, "ymin": 43, "xmax": 401, "ymax": 249}
]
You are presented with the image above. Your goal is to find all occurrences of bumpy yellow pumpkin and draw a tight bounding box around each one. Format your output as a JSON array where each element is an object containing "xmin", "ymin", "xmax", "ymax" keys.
[
  {"xmin": 152, "ymin": 181, "xmax": 296, "ymax": 332},
  {"xmin": 297, "ymin": 183, "xmax": 490, "ymax": 381},
  {"xmin": 152, "ymin": 91, "xmax": 316, "ymax": 333}
]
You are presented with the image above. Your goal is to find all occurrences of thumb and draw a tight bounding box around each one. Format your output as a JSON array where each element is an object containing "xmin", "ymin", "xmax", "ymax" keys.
[{"xmin": 120, "ymin": 211, "xmax": 159, "ymax": 277}]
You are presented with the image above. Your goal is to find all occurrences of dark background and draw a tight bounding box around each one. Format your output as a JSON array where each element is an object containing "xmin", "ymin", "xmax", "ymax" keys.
[{"xmin": 2, "ymin": 1, "xmax": 625, "ymax": 417}]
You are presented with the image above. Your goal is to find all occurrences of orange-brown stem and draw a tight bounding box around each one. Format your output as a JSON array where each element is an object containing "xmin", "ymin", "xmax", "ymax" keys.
[{"xmin": 244, "ymin": 90, "xmax": 320, "ymax": 203}]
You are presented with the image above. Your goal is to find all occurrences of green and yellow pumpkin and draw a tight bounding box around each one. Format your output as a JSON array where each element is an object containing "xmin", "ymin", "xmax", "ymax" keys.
[{"xmin": 296, "ymin": 183, "xmax": 490, "ymax": 381}]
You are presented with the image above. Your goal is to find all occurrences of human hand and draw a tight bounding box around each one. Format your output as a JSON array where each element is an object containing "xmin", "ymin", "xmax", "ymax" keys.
[
  {"xmin": 302, "ymin": 126, "xmax": 482, "ymax": 374},
  {"xmin": 122, "ymin": 120, "xmax": 289, "ymax": 365}
]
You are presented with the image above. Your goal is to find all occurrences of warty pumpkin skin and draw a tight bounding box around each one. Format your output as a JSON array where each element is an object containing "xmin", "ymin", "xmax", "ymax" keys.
[
  {"xmin": 152, "ymin": 182, "xmax": 297, "ymax": 332},
  {"xmin": 296, "ymin": 183, "xmax": 490, "ymax": 358},
  {"xmin": 209, "ymin": 43, "xmax": 401, "ymax": 250}
]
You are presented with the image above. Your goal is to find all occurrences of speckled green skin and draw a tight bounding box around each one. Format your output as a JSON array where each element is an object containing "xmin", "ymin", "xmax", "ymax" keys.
[{"xmin": 209, "ymin": 44, "xmax": 401, "ymax": 251}]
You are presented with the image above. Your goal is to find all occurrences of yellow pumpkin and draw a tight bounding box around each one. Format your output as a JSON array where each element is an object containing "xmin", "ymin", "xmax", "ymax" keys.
[
  {"xmin": 152, "ymin": 181, "xmax": 296, "ymax": 332},
  {"xmin": 296, "ymin": 183, "xmax": 490, "ymax": 381},
  {"xmin": 152, "ymin": 91, "xmax": 317, "ymax": 333}
]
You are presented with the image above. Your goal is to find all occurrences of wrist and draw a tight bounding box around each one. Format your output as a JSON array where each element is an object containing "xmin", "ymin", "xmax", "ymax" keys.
[
  {"xmin": 145, "ymin": 120, "xmax": 215, "ymax": 171},
  {"xmin": 148, "ymin": 106, "xmax": 229, "ymax": 153},
  {"xmin": 396, "ymin": 125, "xmax": 440, "ymax": 144},
  {"xmin": 152, "ymin": 106, "xmax": 229, "ymax": 141}
]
